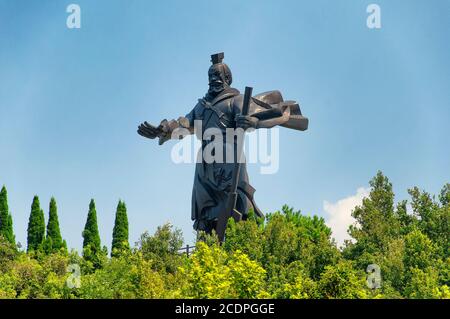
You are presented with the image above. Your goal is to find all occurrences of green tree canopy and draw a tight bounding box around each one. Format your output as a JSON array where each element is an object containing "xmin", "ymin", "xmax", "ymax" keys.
[
  {"xmin": 45, "ymin": 197, "xmax": 66, "ymax": 254},
  {"xmin": 1, "ymin": 172, "xmax": 448, "ymax": 299},
  {"xmin": 27, "ymin": 196, "xmax": 45, "ymax": 253},
  {"xmin": 111, "ymin": 200, "xmax": 130, "ymax": 257},
  {"xmin": 348, "ymin": 171, "xmax": 400, "ymax": 255},
  {"xmin": 0, "ymin": 186, "xmax": 15, "ymax": 245},
  {"xmin": 318, "ymin": 260, "xmax": 368, "ymax": 299},
  {"xmin": 82, "ymin": 199, "xmax": 103, "ymax": 268},
  {"xmin": 138, "ymin": 223, "xmax": 183, "ymax": 273},
  {"xmin": 408, "ymin": 186, "xmax": 449, "ymax": 257}
]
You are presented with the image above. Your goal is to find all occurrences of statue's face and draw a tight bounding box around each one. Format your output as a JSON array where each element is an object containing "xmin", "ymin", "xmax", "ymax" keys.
[{"xmin": 208, "ymin": 64, "xmax": 228, "ymax": 96}]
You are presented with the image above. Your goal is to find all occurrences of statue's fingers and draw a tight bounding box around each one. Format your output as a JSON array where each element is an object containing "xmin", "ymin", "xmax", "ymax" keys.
[
  {"xmin": 137, "ymin": 127, "xmax": 149, "ymax": 137},
  {"xmin": 143, "ymin": 121, "xmax": 159, "ymax": 130},
  {"xmin": 138, "ymin": 125, "xmax": 150, "ymax": 135},
  {"xmin": 239, "ymin": 120, "xmax": 251, "ymax": 129},
  {"xmin": 237, "ymin": 118, "xmax": 250, "ymax": 126},
  {"xmin": 137, "ymin": 129, "xmax": 150, "ymax": 138},
  {"xmin": 144, "ymin": 131, "xmax": 158, "ymax": 139},
  {"xmin": 138, "ymin": 126, "xmax": 158, "ymax": 138},
  {"xmin": 140, "ymin": 123, "xmax": 159, "ymax": 134}
]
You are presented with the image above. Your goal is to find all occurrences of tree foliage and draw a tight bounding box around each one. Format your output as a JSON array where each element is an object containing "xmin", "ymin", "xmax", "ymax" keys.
[
  {"xmin": 111, "ymin": 200, "xmax": 129, "ymax": 258},
  {"xmin": 27, "ymin": 196, "xmax": 45, "ymax": 253},
  {"xmin": 0, "ymin": 186, "xmax": 15, "ymax": 245},
  {"xmin": 82, "ymin": 199, "xmax": 105, "ymax": 270},
  {"xmin": 45, "ymin": 197, "xmax": 67, "ymax": 254},
  {"xmin": 137, "ymin": 223, "xmax": 184, "ymax": 274},
  {"xmin": 0, "ymin": 172, "xmax": 448, "ymax": 299}
]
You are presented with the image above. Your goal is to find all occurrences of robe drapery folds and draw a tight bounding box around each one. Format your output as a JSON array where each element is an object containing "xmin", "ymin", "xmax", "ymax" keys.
[{"xmin": 186, "ymin": 87, "xmax": 308, "ymax": 231}]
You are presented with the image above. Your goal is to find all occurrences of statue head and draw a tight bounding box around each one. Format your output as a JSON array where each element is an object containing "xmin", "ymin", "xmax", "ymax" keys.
[{"xmin": 208, "ymin": 52, "xmax": 232, "ymax": 97}]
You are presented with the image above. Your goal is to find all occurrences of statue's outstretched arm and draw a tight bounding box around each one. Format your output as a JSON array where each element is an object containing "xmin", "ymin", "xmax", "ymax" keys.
[{"xmin": 137, "ymin": 116, "xmax": 193, "ymax": 145}]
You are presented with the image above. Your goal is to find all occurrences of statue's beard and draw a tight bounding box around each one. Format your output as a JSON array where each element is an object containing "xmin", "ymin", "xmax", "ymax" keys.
[{"xmin": 208, "ymin": 80, "xmax": 226, "ymax": 97}]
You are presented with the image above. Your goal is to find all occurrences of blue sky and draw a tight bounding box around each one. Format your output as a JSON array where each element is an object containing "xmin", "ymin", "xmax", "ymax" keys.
[{"xmin": 0, "ymin": 0, "xmax": 449, "ymax": 250}]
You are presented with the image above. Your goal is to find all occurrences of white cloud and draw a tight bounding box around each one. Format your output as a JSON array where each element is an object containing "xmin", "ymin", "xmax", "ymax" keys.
[{"xmin": 324, "ymin": 187, "xmax": 370, "ymax": 247}]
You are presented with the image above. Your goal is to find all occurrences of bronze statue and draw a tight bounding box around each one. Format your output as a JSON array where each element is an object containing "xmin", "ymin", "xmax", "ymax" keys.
[{"xmin": 138, "ymin": 53, "xmax": 308, "ymax": 240}]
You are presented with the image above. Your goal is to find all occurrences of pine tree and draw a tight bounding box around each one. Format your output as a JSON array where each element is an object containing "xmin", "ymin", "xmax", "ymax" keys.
[
  {"xmin": 111, "ymin": 200, "xmax": 130, "ymax": 257},
  {"xmin": 0, "ymin": 186, "xmax": 15, "ymax": 245},
  {"xmin": 45, "ymin": 197, "xmax": 65, "ymax": 253},
  {"xmin": 82, "ymin": 199, "xmax": 102, "ymax": 265},
  {"xmin": 27, "ymin": 196, "xmax": 45, "ymax": 252}
]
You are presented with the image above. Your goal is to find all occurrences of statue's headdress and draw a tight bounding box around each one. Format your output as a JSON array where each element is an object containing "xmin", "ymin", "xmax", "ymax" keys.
[
  {"xmin": 209, "ymin": 52, "xmax": 232, "ymax": 85},
  {"xmin": 211, "ymin": 52, "xmax": 225, "ymax": 65}
]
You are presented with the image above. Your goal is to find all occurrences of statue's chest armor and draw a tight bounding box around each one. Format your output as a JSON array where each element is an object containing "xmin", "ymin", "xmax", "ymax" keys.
[{"xmin": 196, "ymin": 98, "xmax": 235, "ymax": 132}]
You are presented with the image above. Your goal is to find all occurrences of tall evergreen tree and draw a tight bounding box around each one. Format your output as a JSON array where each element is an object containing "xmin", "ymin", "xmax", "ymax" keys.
[
  {"xmin": 111, "ymin": 200, "xmax": 130, "ymax": 257},
  {"xmin": 348, "ymin": 171, "xmax": 400, "ymax": 248},
  {"xmin": 45, "ymin": 197, "xmax": 66, "ymax": 253},
  {"xmin": 27, "ymin": 196, "xmax": 45, "ymax": 252},
  {"xmin": 82, "ymin": 199, "xmax": 102, "ymax": 265},
  {"xmin": 0, "ymin": 186, "xmax": 15, "ymax": 245}
]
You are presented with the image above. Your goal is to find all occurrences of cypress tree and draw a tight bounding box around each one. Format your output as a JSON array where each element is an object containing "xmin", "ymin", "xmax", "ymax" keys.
[
  {"xmin": 0, "ymin": 186, "xmax": 15, "ymax": 245},
  {"xmin": 111, "ymin": 200, "xmax": 130, "ymax": 257},
  {"xmin": 82, "ymin": 199, "xmax": 102, "ymax": 261},
  {"xmin": 27, "ymin": 196, "xmax": 45, "ymax": 252},
  {"xmin": 45, "ymin": 197, "xmax": 65, "ymax": 253}
]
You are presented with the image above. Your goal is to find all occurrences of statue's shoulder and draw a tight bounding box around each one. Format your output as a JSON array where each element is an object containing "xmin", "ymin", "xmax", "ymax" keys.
[{"xmin": 211, "ymin": 88, "xmax": 240, "ymax": 106}]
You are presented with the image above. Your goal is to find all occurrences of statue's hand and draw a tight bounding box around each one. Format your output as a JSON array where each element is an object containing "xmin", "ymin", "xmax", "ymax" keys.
[
  {"xmin": 137, "ymin": 121, "xmax": 162, "ymax": 139},
  {"xmin": 138, "ymin": 118, "xmax": 188, "ymax": 145},
  {"xmin": 235, "ymin": 115, "xmax": 258, "ymax": 130}
]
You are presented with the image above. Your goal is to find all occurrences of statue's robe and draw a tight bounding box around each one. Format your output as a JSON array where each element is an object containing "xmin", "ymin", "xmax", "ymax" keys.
[
  {"xmin": 185, "ymin": 87, "xmax": 262, "ymax": 232},
  {"xmin": 185, "ymin": 87, "xmax": 308, "ymax": 232}
]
